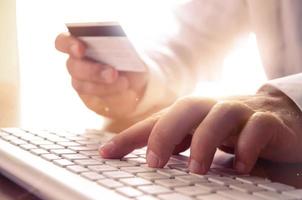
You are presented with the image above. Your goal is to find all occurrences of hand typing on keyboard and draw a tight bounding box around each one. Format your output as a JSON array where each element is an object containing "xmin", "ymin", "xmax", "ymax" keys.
[{"xmin": 100, "ymin": 88, "xmax": 302, "ymax": 174}]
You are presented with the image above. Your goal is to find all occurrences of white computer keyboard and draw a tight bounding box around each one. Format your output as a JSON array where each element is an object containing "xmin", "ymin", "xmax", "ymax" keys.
[{"xmin": 0, "ymin": 128, "xmax": 301, "ymax": 200}]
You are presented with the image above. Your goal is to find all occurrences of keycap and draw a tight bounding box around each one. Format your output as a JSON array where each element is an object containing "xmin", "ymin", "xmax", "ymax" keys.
[
  {"xmin": 197, "ymin": 193, "xmax": 232, "ymax": 200},
  {"xmin": 120, "ymin": 166, "xmax": 155, "ymax": 174},
  {"xmin": 282, "ymin": 189, "xmax": 302, "ymax": 198},
  {"xmin": 254, "ymin": 191, "xmax": 294, "ymax": 200},
  {"xmin": 50, "ymin": 149, "xmax": 76, "ymax": 155},
  {"xmin": 158, "ymin": 193, "xmax": 194, "ymax": 200},
  {"xmin": 157, "ymin": 169, "xmax": 187, "ymax": 177},
  {"xmin": 20, "ymin": 144, "xmax": 37, "ymax": 150},
  {"xmin": 236, "ymin": 176, "xmax": 270, "ymax": 184},
  {"xmin": 58, "ymin": 141, "xmax": 81, "ymax": 147},
  {"xmin": 97, "ymin": 179, "xmax": 124, "ymax": 188},
  {"xmin": 120, "ymin": 177, "xmax": 152, "ymax": 186},
  {"xmin": 155, "ymin": 178, "xmax": 189, "ymax": 188},
  {"xmin": 10, "ymin": 139, "xmax": 27, "ymax": 145},
  {"xmin": 30, "ymin": 148, "xmax": 49, "ymax": 155},
  {"xmin": 175, "ymin": 175, "xmax": 207, "ymax": 184},
  {"xmin": 39, "ymin": 144, "xmax": 64, "ymax": 150},
  {"xmin": 77, "ymin": 140, "xmax": 99, "ymax": 145},
  {"xmin": 168, "ymin": 164, "xmax": 189, "ymax": 172},
  {"xmin": 88, "ymin": 165, "xmax": 117, "ymax": 172},
  {"xmin": 218, "ymin": 190, "xmax": 263, "ymax": 200},
  {"xmin": 105, "ymin": 160, "xmax": 137, "ymax": 167},
  {"xmin": 69, "ymin": 146, "xmax": 98, "ymax": 151},
  {"xmin": 74, "ymin": 159, "xmax": 101, "ymax": 166},
  {"xmin": 136, "ymin": 195, "xmax": 159, "ymax": 200},
  {"xmin": 66, "ymin": 165, "xmax": 89, "ymax": 173},
  {"xmin": 138, "ymin": 185, "xmax": 171, "ymax": 195},
  {"xmin": 41, "ymin": 153, "xmax": 61, "ymax": 161},
  {"xmin": 195, "ymin": 182, "xmax": 228, "ymax": 192},
  {"xmin": 126, "ymin": 157, "xmax": 146, "ymax": 164},
  {"xmin": 258, "ymin": 182, "xmax": 295, "ymax": 192},
  {"xmin": 137, "ymin": 172, "xmax": 169, "ymax": 181},
  {"xmin": 230, "ymin": 183, "xmax": 265, "ymax": 193},
  {"xmin": 175, "ymin": 186, "xmax": 212, "ymax": 196},
  {"xmin": 81, "ymin": 172, "xmax": 105, "ymax": 181},
  {"xmin": 209, "ymin": 176, "xmax": 242, "ymax": 186},
  {"xmin": 62, "ymin": 154, "xmax": 89, "ymax": 160},
  {"xmin": 53, "ymin": 159, "xmax": 74, "ymax": 167},
  {"xmin": 30, "ymin": 140, "xmax": 54, "ymax": 145},
  {"xmin": 116, "ymin": 187, "xmax": 143, "ymax": 198},
  {"xmin": 79, "ymin": 151, "xmax": 99, "ymax": 156},
  {"xmin": 103, "ymin": 171, "xmax": 134, "ymax": 179}
]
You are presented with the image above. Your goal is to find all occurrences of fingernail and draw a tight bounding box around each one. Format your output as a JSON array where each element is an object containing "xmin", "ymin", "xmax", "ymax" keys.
[
  {"xmin": 101, "ymin": 68, "xmax": 115, "ymax": 83},
  {"xmin": 189, "ymin": 159, "xmax": 206, "ymax": 174},
  {"xmin": 70, "ymin": 44, "xmax": 79, "ymax": 56},
  {"xmin": 99, "ymin": 141, "xmax": 115, "ymax": 158},
  {"xmin": 147, "ymin": 150, "xmax": 160, "ymax": 168},
  {"xmin": 235, "ymin": 161, "xmax": 247, "ymax": 173}
]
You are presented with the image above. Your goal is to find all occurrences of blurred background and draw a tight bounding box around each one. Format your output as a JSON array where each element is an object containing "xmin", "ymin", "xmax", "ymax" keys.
[{"xmin": 0, "ymin": 0, "xmax": 266, "ymax": 129}]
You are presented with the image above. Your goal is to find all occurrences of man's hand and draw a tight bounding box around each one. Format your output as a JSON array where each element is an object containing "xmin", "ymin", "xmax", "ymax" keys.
[
  {"xmin": 55, "ymin": 33, "xmax": 148, "ymax": 118},
  {"xmin": 99, "ymin": 88, "xmax": 302, "ymax": 174}
]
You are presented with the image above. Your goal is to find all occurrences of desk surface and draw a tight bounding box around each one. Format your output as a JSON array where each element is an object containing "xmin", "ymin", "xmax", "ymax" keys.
[{"xmin": 0, "ymin": 150, "xmax": 301, "ymax": 200}]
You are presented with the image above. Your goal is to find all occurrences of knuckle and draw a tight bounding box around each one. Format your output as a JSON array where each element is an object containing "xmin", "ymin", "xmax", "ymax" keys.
[
  {"xmin": 250, "ymin": 112, "xmax": 279, "ymax": 127},
  {"xmin": 213, "ymin": 101, "xmax": 251, "ymax": 118},
  {"xmin": 71, "ymin": 79, "xmax": 82, "ymax": 92}
]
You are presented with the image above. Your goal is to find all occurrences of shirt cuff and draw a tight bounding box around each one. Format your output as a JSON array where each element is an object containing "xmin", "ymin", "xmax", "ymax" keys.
[{"xmin": 259, "ymin": 73, "xmax": 302, "ymax": 112}]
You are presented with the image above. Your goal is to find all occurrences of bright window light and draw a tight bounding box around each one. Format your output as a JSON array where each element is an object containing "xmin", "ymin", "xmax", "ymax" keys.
[{"xmin": 16, "ymin": 0, "xmax": 267, "ymax": 128}]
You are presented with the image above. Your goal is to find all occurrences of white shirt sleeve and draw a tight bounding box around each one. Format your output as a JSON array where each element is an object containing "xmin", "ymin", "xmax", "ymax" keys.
[
  {"xmin": 261, "ymin": 73, "xmax": 302, "ymax": 111},
  {"xmin": 126, "ymin": 0, "xmax": 249, "ymax": 117}
]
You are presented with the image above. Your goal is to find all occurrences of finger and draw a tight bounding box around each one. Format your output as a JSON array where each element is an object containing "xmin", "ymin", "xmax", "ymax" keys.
[
  {"xmin": 189, "ymin": 101, "xmax": 254, "ymax": 174},
  {"xmin": 99, "ymin": 116, "xmax": 160, "ymax": 158},
  {"xmin": 234, "ymin": 112, "xmax": 287, "ymax": 174},
  {"xmin": 172, "ymin": 135, "xmax": 192, "ymax": 155},
  {"xmin": 67, "ymin": 58, "xmax": 118, "ymax": 84},
  {"xmin": 146, "ymin": 98, "xmax": 216, "ymax": 168},
  {"xmin": 55, "ymin": 33, "xmax": 86, "ymax": 58},
  {"xmin": 71, "ymin": 76, "xmax": 129, "ymax": 97}
]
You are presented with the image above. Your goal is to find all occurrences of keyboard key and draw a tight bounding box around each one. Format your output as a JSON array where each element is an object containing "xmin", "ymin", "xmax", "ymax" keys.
[
  {"xmin": 168, "ymin": 164, "xmax": 189, "ymax": 172},
  {"xmin": 254, "ymin": 191, "xmax": 294, "ymax": 200},
  {"xmin": 62, "ymin": 154, "xmax": 89, "ymax": 160},
  {"xmin": 66, "ymin": 165, "xmax": 89, "ymax": 173},
  {"xmin": 30, "ymin": 148, "xmax": 49, "ymax": 155},
  {"xmin": 209, "ymin": 176, "xmax": 242, "ymax": 186},
  {"xmin": 258, "ymin": 182, "xmax": 295, "ymax": 192},
  {"xmin": 126, "ymin": 157, "xmax": 146, "ymax": 165},
  {"xmin": 53, "ymin": 159, "xmax": 74, "ymax": 167},
  {"xmin": 10, "ymin": 138, "xmax": 27, "ymax": 145},
  {"xmin": 81, "ymin": 172, "xmax": 105, "ymax": 181},
  {"xmin": 41, "ymin": 154, "xmax": 61, "ymax": 161},
  {"xmin": 30, "ymin": 140, "xmax": 54, "ymax": 145},
  {"xmin": 137, "ymin": 172, "xmax": 169, "ymax": 181},
  {"xmin": 116, "ymin": 187, "xmax": 143, "ymax": 198},
  {"xmin": 230, "ymin": 183, "xmax": 265, "ymax": 193},
  {"xmin": 282, "ymin": 189, "xmax": 302, "ymax": 198},
  {"xmin": 136, "ymin": 195, "xmax": 159, "ymax": 200},
  {"xmin": 120, "ymin": 177, "xmax": 152, "ymax": 186},
  {"xmin": 74, "ymin": 159, "xmax": 101, "ymax": 166},
  {"xmin": 175, "ymin": 175, "xmax": 207, "ymax": 184},
  {"xmin": 155, "ymin": 178, "xmax": 189, "ymax": 188},
  {"xmin": 105, "ymin": 160, "xmax": 137, "ymax": 167},
  {"xmin": 218, "ymin": 190, "xmax": 263, "ymax": 200},
  {"xmin": 157, "ymin": 169, "xmax": 187, "ymax": 177},
  {"xmin": 195, "ymin": 182, "xmax": 228, "ymax": 192},
  {"xmin": 103, "ymin": 171, "xmax": 134, "ymax": 179},
  {"xmin": 120, "ymin": 166, "xmax": 155, "ymax": 174},
  {"xmin": 69, "ymin": 146, "xmax": 98, "ymax": 151},
  {"xmin": 236, "ymin": 176, "xmax": 270, "ymax": 184},
  {"xmin": 50, "ymin": 149, "xmax": 76, "ymax": 155},
  {"xmin": 88, "ymin": 165, "xmax": 117, "ymax": 172},
  {"xmin": 158, "ymin": 193, "xmax": 193, "ymax": 200},
  {"xmin": 20, "ymin": 144, "xmax": 37, "ymax": 150},
  {"xmin": 39, "ymin": 144, "xmax": 64, "ymax": 150},
  {"xmin": 57, "ymin": 141, "xmax": 81, "ymax": 147},
  {"xmin": 175, "ymin": 186, "xmax": 212, "ymax": 196},
  {"xmin": 97, "ymin": 179, "xmax": 124, "ymax": 188},
  {"xmin": 79, "ymin": 151, "xmax": 99, "ymax": 156},
  {"xmin": 197, "ymin": 193, "xmax": 232, "ymax": 200},
  {"xmin": 138, "ymin": 185, "xmax": 171, "ymax": 195}
]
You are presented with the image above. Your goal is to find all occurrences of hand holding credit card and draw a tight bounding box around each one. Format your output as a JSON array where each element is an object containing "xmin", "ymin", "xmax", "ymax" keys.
[{"xmin": 66, "ymin": 22, "xmax": 146, "ymax": 72}]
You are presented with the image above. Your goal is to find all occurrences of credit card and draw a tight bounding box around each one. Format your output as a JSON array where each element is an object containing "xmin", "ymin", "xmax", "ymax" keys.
[{"xmin": 66, "ymin": 22, "xmax": 146, "ymax": 72}]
